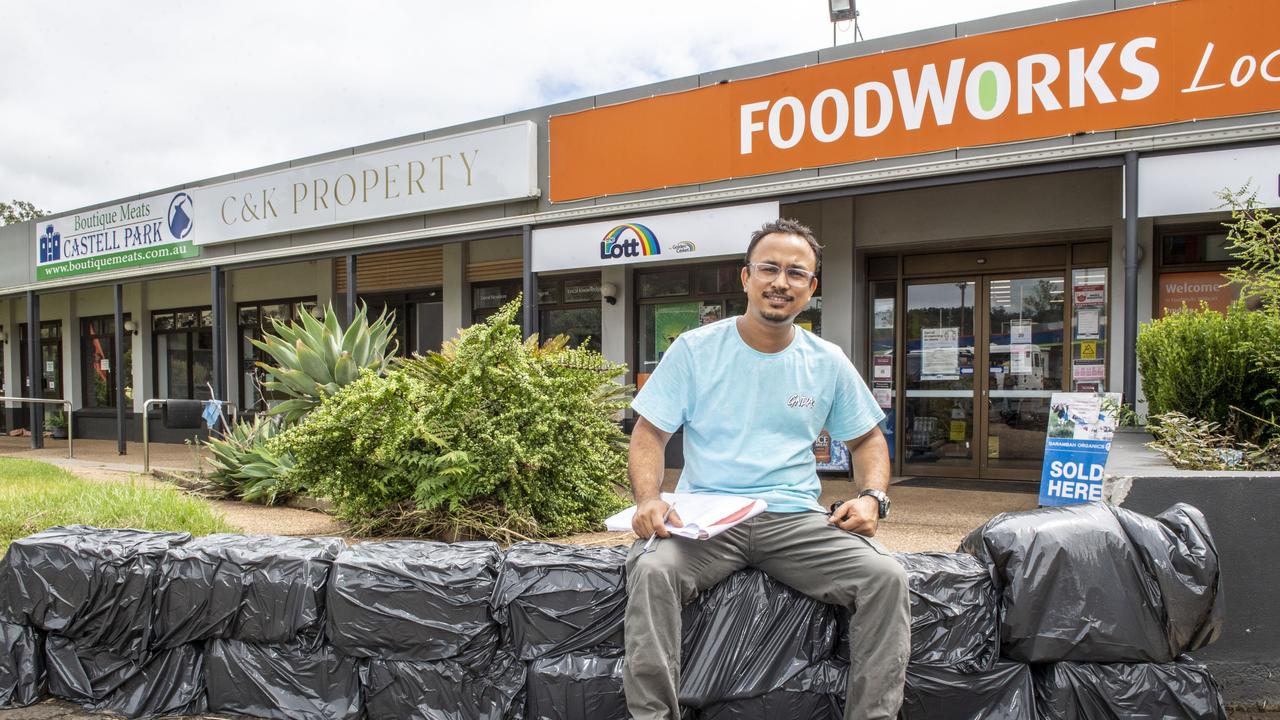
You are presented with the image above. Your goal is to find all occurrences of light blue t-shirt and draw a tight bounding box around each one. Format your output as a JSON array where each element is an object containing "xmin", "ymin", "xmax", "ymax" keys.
[{"xmin": 632, "ymin": 318, "xmax": 885, "ymax": 513}]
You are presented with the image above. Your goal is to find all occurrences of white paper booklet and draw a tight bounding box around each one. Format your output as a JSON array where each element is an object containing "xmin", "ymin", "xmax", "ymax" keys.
[{"xmin": 604, "ymin": 492, "xmax": 768, "ymax": 540}]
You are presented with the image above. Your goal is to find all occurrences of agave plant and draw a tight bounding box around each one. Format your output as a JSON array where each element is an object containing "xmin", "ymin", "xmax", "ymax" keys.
[
  {"xmin": 205, "ymin": 416, "xmax": 298, "ymax": 505},
  {"xmin": 252, "ymin": 302, "xmax": 397, "ymax": 424}
]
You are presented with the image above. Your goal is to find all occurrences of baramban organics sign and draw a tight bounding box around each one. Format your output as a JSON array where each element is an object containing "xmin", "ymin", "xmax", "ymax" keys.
[{"xmin": 550, "ymin": 0, "xmax": 1280, "ymax": 201}]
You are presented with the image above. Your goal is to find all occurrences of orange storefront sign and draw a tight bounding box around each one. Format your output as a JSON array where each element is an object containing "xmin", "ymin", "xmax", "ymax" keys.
[
  {"xmin": 1158, "ymin": 271, "xmax": 1240, "ymax": 315},
  {"xmin": 550, "ymin": 0, "xmax": 1280, "ymax": 202}
]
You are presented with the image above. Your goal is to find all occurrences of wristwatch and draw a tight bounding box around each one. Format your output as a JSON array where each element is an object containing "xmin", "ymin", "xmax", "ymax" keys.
[{"xmin": 858, "ymin": 489, "xmax": 891, "ymax": 519}]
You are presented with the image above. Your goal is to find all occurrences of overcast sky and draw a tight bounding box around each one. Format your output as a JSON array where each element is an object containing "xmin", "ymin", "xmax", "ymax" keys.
[{"xmin": 3, "ymin": 1, "xmax": 1069, "ymax": 215}]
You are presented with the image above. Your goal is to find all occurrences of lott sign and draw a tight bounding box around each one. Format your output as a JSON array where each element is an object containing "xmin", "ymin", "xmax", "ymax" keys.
[{"xmin": 551, "ymin": 0, "xmax": 1280, "ymax": 201}]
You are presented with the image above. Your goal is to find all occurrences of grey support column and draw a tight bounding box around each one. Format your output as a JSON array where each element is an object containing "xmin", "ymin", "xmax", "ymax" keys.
[
  {"xmin": 26, "ymin": 290, "xmax": 42, "ymax": 450},
  {"xmin": 346, "ymin": 255, "xmax": 358, "ymax": 323},
  {"xmin": 522, "ymin": 224, "xmax": 537, "ymax": 340},
  {"xmin": 211, "ymin": 266, "xmax": 227, "ymax": 405},
  {"xmin": 1123, "ymin": 152, "xmax": 1139, "ymax": 409},
  {"xmin": 114, "ymin": 283, "xmax": 126, "ymax": 454}
]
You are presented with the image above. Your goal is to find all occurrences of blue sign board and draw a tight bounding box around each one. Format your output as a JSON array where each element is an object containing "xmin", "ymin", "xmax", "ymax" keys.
[{"xmin": 1038, "ymin": 392, "xmax": 1120, "ymax": 506}]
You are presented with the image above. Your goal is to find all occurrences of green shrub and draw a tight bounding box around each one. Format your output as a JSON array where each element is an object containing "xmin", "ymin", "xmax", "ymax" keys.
[
  {"xmin": 252, "ymin": 302, "xmax": 397, "ymax": 424},
  {"xmin": 277, "ymin": 297, "xmax": 631, "ymax": 539},
  {"xmin": 205, "ymin": 416, "xmax": 298, "ymax": 505},
  {"xmin": 1137, "ymin": 302, "xmax": 1280, "ymax": 443}
]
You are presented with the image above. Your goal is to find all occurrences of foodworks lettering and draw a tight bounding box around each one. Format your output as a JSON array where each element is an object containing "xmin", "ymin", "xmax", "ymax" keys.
[
  {"xmin": 550, "ymin": 0, "xmax": 1280, "ymax": 201},
  {"xmin": 35, "ymin": 192, "xmax": 200, "ymax": 280}
]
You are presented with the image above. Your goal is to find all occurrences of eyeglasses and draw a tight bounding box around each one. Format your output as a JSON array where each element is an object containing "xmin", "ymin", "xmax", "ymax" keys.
[{"xmin": 745, "ymin": 262, "xmax": 817, "ymax": 288}]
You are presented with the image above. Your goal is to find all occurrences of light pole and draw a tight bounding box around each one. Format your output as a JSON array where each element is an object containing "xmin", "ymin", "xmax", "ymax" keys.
[{"xmin": 828, "ymin": 0, "xmax": 862, "ymax": 46}]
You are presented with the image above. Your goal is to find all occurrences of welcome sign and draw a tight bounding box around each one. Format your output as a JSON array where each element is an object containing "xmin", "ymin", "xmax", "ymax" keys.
[{"xmin": 550, "ymin": 0, "xmax": 1280, "ymax": 201}]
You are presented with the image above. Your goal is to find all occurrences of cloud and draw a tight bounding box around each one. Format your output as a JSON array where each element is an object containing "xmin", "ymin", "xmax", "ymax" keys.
[{"xmin": 0, "ymin": 0, "xmax": 1063, "ymax": 214}]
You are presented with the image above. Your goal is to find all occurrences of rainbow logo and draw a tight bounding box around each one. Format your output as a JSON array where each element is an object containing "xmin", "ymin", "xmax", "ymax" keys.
[{"xmin": 600, "ymin": 223, "xmax": 660, "ymax": 260}]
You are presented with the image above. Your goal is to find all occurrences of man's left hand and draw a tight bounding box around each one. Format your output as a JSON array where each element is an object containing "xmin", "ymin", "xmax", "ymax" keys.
[{"xmin": 828, "ymin": 496, "xmax": 880, "ymax": 536}]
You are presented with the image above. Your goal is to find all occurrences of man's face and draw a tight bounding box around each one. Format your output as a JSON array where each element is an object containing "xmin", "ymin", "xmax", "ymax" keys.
[{"xmin": 740, "ymin": 232, "xmax": 819, "ymax": 326}]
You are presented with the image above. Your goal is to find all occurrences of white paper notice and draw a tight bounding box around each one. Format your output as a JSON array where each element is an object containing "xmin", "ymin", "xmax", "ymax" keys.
[
  {"xmin": 922, "ymin": 327, "xmax": 960, "ymax": 380},
  {"xmin": 1011, "ymin": 347, "xmax": 1033, "ymax": 375},
  {"xmin": 1076, "ymin": 308, "xmax": 1100, "ymax": 339},
  {"xmin": 100, "ymin": 358, "xmax": 111, "ymax": 372},
  {"xmin": 873, "ymin": 386, "xmax": 893, "ymax": 408},
  {"xmin": 1011, "ymin": 320, "xmax": 1033, "ymax": 345},
  {"xmin": 1074, "ymin": 362, "xmax": 1106, "ymax": 380},
  {"xmin": 874, "ymin": 298, "xmax": 894, "ymax": 329}
]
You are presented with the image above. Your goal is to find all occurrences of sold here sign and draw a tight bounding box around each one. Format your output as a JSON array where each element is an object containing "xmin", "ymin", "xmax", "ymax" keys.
[{"xmin": 550, "ymin": 0, "xmax": 1280, "ymax": 202}]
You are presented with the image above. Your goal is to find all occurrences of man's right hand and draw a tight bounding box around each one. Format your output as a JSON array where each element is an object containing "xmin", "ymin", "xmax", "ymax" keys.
[{"xmin": 632, "ymin": 498, "xmax": 684, "ymax": 538}]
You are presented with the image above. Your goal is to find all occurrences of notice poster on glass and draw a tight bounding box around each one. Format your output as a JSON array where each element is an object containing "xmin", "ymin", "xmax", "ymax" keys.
[
  {"xmin": 1076, "ymin": 308, "xmax": 1100, "ymax": 339},
  {"xmin": 873, "ymin": 384, "xmax": 893, "ymax": 409},
  {"xmin": 873, "ymin": 355, "xmax": 893, "ymax": 380},
  {"xmin": 1073, "ymin": 284, "xmax": 1106, "ymax": 308},
  {"xmin": 1039, "ymin": 392, "xmax": 1122, "ymax": 507},
  {"xmin": 654, "ymin": 303, "xmax": 699, "ymax": 358},
  {"xmin": 874, "ymin": 298, "xmax": 894, "ymax": 329},
  {"xmin": 922, "ymin": 327, "xmax": 959, "ymax": 381}
]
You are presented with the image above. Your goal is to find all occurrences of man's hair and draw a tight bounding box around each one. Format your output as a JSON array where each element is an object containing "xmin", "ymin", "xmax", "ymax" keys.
[{"xmin": 745, "ymin": 218, "xmax": 823, "ymax": 272}]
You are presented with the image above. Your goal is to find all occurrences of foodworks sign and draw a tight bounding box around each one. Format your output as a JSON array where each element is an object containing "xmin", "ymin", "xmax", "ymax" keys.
[
  {"xmin": 551, "ymin": 0, "xmax": 1280, "ymax": 201},
  {"xmin": 35, "ymin": 191, "xmax": 200, "ymax": 280}
]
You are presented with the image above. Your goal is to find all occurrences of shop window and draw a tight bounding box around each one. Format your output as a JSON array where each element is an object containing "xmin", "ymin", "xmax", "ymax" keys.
[
  {"xmin": 1156, "ymin": 228, "xmax": 1240, "ymax": 315},
  {"xmin": 635, "ymin": 259, "xmax": 821, "ymax": 386},
  {"xmin": 81, "ymin": 315, "xmax": 134, "ymax": 409},
  {"xmin": 153, "ymin": 308, "xmax": 214, "ymax": 401},
  {"xmin": 472, "ymin": 280, "xmax": 523, "ymax": 325},
  {"xmin": 238, "ymin": 298, "xmax": 317, "ymax": 413},
  {"xmin": 1070, "ymin": 268, "xmax": 1108, "ymax": 392},
  {"xmin": 537, "ymin": 275, "xmax": 601, "ymax": 351},
  {"xmin": 19, "ymin": 321, "xmax": 62, "ymax": 400}
]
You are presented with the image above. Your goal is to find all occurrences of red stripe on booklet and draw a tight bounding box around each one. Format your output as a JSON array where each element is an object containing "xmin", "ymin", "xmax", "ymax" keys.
[{"xmin": 710, "ymin": 502, "xmax": 756, "ymax": 527}]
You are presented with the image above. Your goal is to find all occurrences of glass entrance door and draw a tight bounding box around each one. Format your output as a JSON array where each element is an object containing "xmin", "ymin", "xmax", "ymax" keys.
[
  {"xmin": 901, "ymin": 273, "xmax": 1066, "ymax": 480},
  {"xmin": 983, "ymin": 275, "xmax": 1066, "ymax": 479},
  {"xmin": 903, "ymin": 280, "xmax": 978, "ymax": 476}
]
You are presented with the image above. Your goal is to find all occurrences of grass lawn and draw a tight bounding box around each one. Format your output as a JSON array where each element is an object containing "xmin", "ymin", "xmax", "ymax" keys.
[{"xmin": 0, "ymin": 457, "xmax": 234, "ymax": 556}]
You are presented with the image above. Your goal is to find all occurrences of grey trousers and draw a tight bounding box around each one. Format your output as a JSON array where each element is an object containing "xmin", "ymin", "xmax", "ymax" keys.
[{"xmin": 623, "ymin": 511, "xmax": 910, "ymax": 720}]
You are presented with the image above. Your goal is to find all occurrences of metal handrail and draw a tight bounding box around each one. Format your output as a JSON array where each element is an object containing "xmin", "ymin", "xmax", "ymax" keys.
[
  {"xmin": 142, "ymin": 399, "xmax": 237, "ymax": 474},
  {"xmin": 0, "ymin": 396, "xmax": 74, "ymax": 458}
]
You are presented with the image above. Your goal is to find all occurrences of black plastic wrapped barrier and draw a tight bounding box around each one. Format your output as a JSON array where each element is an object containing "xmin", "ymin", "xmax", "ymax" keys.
[
  {"xmin": 0, "ymin": 621, "xmax": 44, "ymax": 709},
  {"xmin": 205, "ymin": 638, "xmax": 363, "ymax": 720},
  {"xmin": 45, "ymin": 634, "xmax": 205, "ymax": 718},
  {"xmin": 696, "ymin": 660, "xmax": 845, "ymax": 720},
  {"xmin": 525, "ymin": 652, "xmax": 626, "ymax": 720},
  {"xmin": 959, "ymin": 503, "xmax": 1222, "ymax": 663},
  {"xmin": 900, "ymin": 660, "xmax": 1036, "ymax": 720},
  {"xmin": 678, "ymin": 569, "xmax": 837, "ymax": 708},
  {"xmin": 833, "ymin": 553, "xmax": 999, "ymax": 673},
  {"xmin": 492, "ymin": 542, "xmax": 628, "ymax": 660},
  {"xmin": 363, "ymin": 651, "xmax": 525, "ymax": 720},
  {"xmin": 0, "ymin": 526, "xmax": 189, "ymax": 658},
  {"xmin": 327, "ymin": 540, "xmax": 501, "ymax": 665},
  {"xmin": 898, "ymin": 553, "xmax": 999, "ymax": 671},
  {"xmin": 1033, "ymin": 657, "xmax": 1228, "ymax": 720},
  {"xmin": 154, "ymin": 534, "xmax": 344, "ymax": 648}
]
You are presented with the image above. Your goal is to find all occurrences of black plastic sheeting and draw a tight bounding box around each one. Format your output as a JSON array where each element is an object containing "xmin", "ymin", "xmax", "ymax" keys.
[
  {"xmin": 326, "ymin": 540, "xmax": 501, "ymax": 665},
  {"xmin": 833, "ymin": 553, "xmax": 999, "ymax": 673},
  {"xmin": 900, "ymin": 660, "xmax": 1036, "ymax": 720},
  {"xmin": 678, "ymin": 569, "xmax": 837, "ymax": 709},
  {"xmin": 0, "ymin": 621, "xmax": 44, "ymax": 709},
  {"xmin": 364, "ymin": 651, "xmax": 526, "ymax": 720},
  {"xmin": 0, "ymin": 526, "xmax": 189, "ymax": 658},
  {"xmin": 1033, "ymin": 657, "xmax": 1228, "ymax": 720},
  {"xmin": 492, "ymin": 542, "xmax": 628, "ymax": 660},
  {"xmin": 525, "ymin": 652, "xmax": 626, "ymax": 720},
  {"xmin": 205, "ymin": 638, "xmax": 364, "ymax": 720},
  {"xmin": 959, "ymin": 502, "xmax": 1222, "ymax": 663},
  {"xmin": 44, "ymin": 634, "xmax": 205, "ymax": 718},
  {"xmin": 696, "ymin": 660, "xmax": 846, "ymax": 720},
  {"xmin": 154, "ymin": 534, "xmax": 344, "ymax": 649}
]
